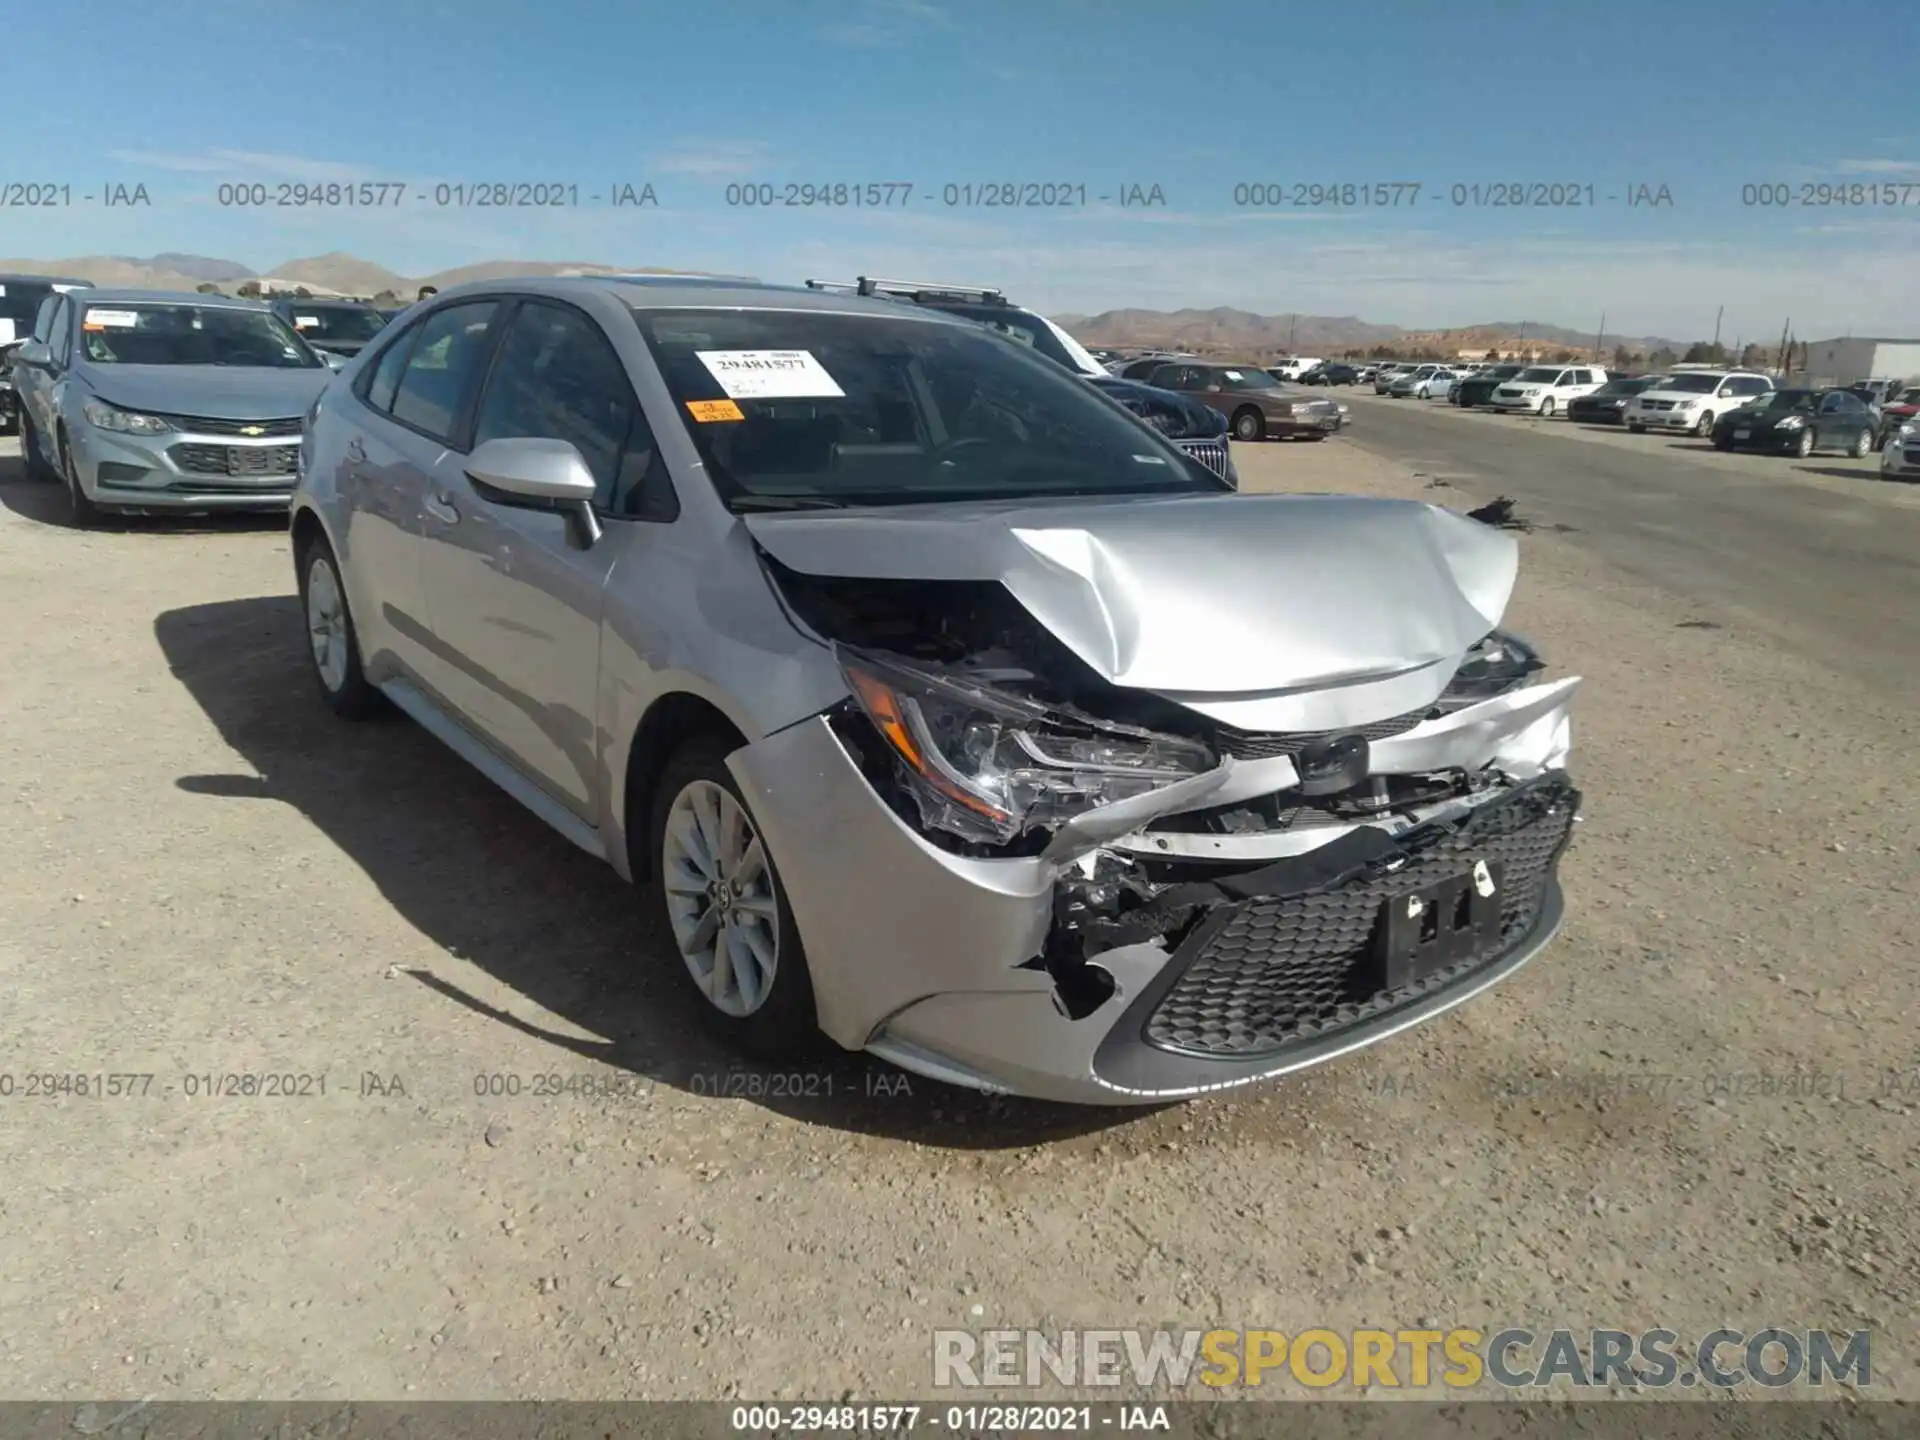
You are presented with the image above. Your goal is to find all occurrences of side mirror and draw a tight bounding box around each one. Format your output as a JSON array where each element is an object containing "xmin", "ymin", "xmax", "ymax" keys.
[
  {"xmin": 320, "ymin": 351, "xmax": 345, "ymax": 371},
  {"xmin": 464, "ymin": 436, "xmax": 603, "ymax": 547},
  {"xmin": 14, "ymin": 340, "xmax": 51, "ymax": 369}
]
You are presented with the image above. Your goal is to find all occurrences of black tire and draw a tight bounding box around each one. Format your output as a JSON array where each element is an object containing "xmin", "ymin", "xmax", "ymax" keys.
[
  {"xmin": 1712, "ymin": 433, "xmax": 1732, "ymax": 451},
  {"xmin": 58, "ymin": 431, "xmax": 107, "ymax": 528},
  {"xmin": 295, "ymin": 531, "xmax": 385, "ymax": 719},
  {"xmin": 1793, "ymin": 427, "xmax": 1814, "ymax": 459},
  {"xmin": 648, "ymin": 736, "xmax": 819, "ymax": 1061},
  {"xmin": 1694, "ymin": 410, "xmax": 1714, "ymax": 437},
  {"xmin": 1851, "ymin": 428, "xmax": 1874, "ymax": 460},
  {"xmin": 1231, "ymin": 408, "xmax": 1265, "ymax": 442},
  {"xmin": 1628, "ymin": 422, "xmax": 1647, "ymax": 434},
  {"xmin": 19, "ymin": 410, "xmax": 56, "ymax": 482},
  {"xmin": 1540, "ymin": 397, "xmax": 1557, "ymax": 417}
]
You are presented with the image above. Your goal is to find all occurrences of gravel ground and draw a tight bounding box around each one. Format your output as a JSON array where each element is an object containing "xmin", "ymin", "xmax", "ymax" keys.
[{"xmin": 0, "ymin": 429, "xmax": 1913, "ymax": 1402}]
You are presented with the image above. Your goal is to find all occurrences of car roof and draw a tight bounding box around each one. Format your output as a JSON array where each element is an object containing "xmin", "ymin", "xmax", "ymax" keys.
[
  {"xmin": 415, "ymin": 274, "xmax": 924, "ymax": 318},
  {"xmin": 77, "ymin": 288, "xmax": 270, "ymax": 309},
  {"xmin": 0, "ymin": 273, "xmax": 92, "ymax": 287}
]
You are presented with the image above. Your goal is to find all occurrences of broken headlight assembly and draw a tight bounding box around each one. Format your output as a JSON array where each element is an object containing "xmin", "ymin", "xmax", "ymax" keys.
[
  {"xmin": 1437, "ymin": 629, "xmax": 1545, "ymax": 707},
  {"xmin": 836, "ymin": 644, "xmax": 1214, "ymax": 846}
]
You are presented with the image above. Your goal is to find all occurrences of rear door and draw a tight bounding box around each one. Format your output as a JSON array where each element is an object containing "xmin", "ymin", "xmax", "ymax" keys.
[
  {"xmin": 340, "ymin": 299, "xmax": 503, "ymax": 695},
  {"xmin": 414, "ymin": 297, "xmax": 674, "ymax": 815}
]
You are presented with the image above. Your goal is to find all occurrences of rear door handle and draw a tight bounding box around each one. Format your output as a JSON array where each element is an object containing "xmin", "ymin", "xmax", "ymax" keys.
[{"xmin": 346, "ymin": 438, "xmax": 367, "ymax": 463}]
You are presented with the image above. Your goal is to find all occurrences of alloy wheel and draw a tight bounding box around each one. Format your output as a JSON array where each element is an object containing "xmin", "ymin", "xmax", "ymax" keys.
[
  {"xmin": 305, "ymin": 555, "xmax": 351, "ymax": 694},
  {"xmin": 661, "ymin": 779, "xmax": 780, "ymax": 1018}
]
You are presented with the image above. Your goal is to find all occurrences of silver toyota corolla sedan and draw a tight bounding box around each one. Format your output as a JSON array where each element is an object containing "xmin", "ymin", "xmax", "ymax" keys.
[
  {"xmin": 11, "ymin": 288, "xmax": 338, "ymax": 525},
  {"xmin": 291, "ymin": 277, "xmax": 1583, "ymax": 1105}
]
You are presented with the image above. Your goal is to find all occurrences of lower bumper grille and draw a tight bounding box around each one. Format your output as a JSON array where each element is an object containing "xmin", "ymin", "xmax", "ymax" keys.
[
  {"xmin": 1143, "ymin": 775, "xmax": 1579, "ymax": 1059},
  {"xmin": 173, "ymin": 442, "xmax": 301, "ymax": 476}
]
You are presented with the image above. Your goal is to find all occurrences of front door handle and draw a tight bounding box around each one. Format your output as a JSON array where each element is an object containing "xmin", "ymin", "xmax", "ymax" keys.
[
  {"xmin": 346, "ymin": 438, "xmax": 367, "ymax": 463},
  {"xmin": 423, "ymin": 490, "xmax": 459, "ymax": 524}
]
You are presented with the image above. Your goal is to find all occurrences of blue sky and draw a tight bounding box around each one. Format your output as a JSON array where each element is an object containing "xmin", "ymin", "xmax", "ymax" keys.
[{"xmin": 8, "ymin": 0, "xmax": 1918, "ymax": 341}]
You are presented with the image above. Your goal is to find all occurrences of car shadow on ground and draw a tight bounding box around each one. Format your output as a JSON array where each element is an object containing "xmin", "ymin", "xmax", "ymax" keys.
[
  {"xmin": 0, "ymin": 452, "xmax": 287, "ymax": 536},
  {"xmin": 1793, "ymin": 465, "xmax": 1892, "ymax": 483},
  {"xmin": 153, "ymin": 595, "xmax": 1152, "ymax": 1147}
]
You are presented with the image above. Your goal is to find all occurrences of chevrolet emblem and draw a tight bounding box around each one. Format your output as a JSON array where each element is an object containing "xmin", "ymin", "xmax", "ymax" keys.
[{"xmin": 239, "ymin": 425, "xmax": 265, "ymax": 436}]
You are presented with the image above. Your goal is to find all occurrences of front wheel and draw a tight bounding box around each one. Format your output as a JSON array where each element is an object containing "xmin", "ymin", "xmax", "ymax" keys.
[
  {"xmin": 1851, "ymin": 428, "xmax": 1875, "ymax": 459},
  {"xmin": 297, "ymin": 533, "xmax": 385, "ymax": 718},
  {"xmin": 58, "ymin": 432, "xmax": 106, "ymax": 528},
  {"xmin": 1540, "ymin": 397, "xmax": 1557, "ymax": 417},
  {"xmin": 20, "ymin": 411, "xmax": 57, "ymax": 481},
  {"xmin": 1693, "ymin": 410, "xmax": 1714, "ymax": 437},
  {"xmin": 651, "ymin": 738, "xmax": 818, "ymax": 1059},
  {"xmin": 1793, "ymin": 427, "xmax": 1814, "ymax": 459},
  {"xmin": 1628, "ymin": 422, "xmax": 1647, "ymax": 434},
  {"xmin": 1231, "ymin": 408, "xmax": 1265, "ymax": 442}
]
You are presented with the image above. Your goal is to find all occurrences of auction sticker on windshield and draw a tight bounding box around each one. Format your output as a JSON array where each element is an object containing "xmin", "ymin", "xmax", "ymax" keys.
[
  {"xmin": 696, "ymin": 349, "xmax": 846, "ymax": 400},
  {"xmin": 686, "ymin": 399, "xmax": 746, "ymax": 423},
  {"xmin": 84, "ymin": 310, "xmax": 139, "ymax": 329},
  {"xmin": 296, "ymin": 315, "xmax": 321, "ymax": 328}
]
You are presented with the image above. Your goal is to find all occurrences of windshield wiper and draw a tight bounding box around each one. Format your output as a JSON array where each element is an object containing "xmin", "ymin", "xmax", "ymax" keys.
[{"xmin": 727, "ymin": 495, "xmax": 852, "ymax": 511}]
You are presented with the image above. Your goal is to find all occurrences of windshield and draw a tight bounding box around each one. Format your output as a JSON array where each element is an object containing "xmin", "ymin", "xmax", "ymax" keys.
[
  {"xmin": 917, "ymin": 302, "xmax": 1089, "ymax": 376},
  {"xmin": 1660, "ymin": 374, "xmax": 1722, "ymax": 393},
  {"xmin": 286, "ymin": 305, "xmax": 388, "ymax": 343},
  {"xmin": 632, "ymin": 307, "xmax": 1228, "ymax": 508},
  {"xmin": 1514, "ymin": 368, "xmax": 1560, "ymax": 383},
  {"xmin": 78, "ymin": 304, "xmax": 323, "ymax": 368},
  {"xmin": 1217, "ymin": 368, "xmax": 1276, "ymax": 391}
]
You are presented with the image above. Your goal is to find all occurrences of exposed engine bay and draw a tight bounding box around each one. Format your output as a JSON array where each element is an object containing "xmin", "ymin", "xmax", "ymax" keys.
[{"xmin": 763, "ymin": 552, "xmax": 1572, "ymax": 993}]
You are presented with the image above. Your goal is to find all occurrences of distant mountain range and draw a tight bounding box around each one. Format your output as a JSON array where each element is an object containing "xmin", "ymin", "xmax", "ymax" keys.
[
  {"xmin": 0, "ymin": 257, "xmax": 1695, "ymax": 354},
  {"xmin": 0, "ymin": 252, "xmax": 722, "ymax": 298},
  {"xmin": 1052, "ymin": 306, "xmax": 1689, "ymax": 359}
]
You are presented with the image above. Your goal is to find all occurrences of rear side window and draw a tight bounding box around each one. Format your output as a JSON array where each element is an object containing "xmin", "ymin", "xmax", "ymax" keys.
[
  {"xmin": 363, "ymin": 323, "xmax": 418, "ymax": 413},
  {"xmin": 389, "ymin": 301, "xmax": 500, "ymax": 443}
]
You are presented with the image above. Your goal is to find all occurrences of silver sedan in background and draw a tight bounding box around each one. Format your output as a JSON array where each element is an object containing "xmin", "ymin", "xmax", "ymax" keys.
[
  {"xmin": 10, "ymin": 289, "xmax": 339, "ymax": 526},
  {"xmin": 291, "ymin": 277, "xmax": 1582, "ymax": 1105}
]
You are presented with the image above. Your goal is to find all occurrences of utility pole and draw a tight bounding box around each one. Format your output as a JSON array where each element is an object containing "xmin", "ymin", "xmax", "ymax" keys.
[
  {"xmin": 1712, "ymin": 305, "xmax": 1723, "ymax": 352},
  {"xmin": 1776, "ymin": 319, "xmax": 1790, "ymax": 375},
  {"xmin": 1594, "ymin": 311, "xmax": 1606, "ymax": 361},
  {"xmin": 1287, "ymin": 314, "xmax": 1298, "ymax": 352}
]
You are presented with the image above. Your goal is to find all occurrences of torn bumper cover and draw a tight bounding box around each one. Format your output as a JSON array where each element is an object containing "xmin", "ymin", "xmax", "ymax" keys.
[{"xmin": 729, "ymin": 677, "xmax": 1582, "ymax": 1105}]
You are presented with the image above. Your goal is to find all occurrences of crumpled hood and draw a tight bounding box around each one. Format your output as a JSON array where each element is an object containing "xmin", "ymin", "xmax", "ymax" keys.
[
  {"xmin": 79, "ymin": 364, "xmax": 332, "ymax": 420},
  {"xmin": 746, "ymin": 493, "xmax": 1518, "ymax": 705}
]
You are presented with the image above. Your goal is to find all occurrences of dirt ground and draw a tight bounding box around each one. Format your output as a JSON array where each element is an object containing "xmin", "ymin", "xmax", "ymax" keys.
[{"xmin": 0, "ymin": 427, "xmax": 1913, "ymax": 1403}]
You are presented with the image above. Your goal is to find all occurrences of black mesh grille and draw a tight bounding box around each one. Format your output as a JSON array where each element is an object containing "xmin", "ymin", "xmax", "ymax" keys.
[
  {"xmin": 155, "ymin": 414, "xmax": 303, "ymax": 437},
  {"xmin": 1144, "ymin": 778, "xmax": 1578, "ymax": 1058},
  {"xmin": 1213, "ymin": 709, "xmax": 1430, "ymax": 760}
]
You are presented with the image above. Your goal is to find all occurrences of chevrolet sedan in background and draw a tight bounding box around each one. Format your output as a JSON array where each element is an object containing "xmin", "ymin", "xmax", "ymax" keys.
[
  {"xmin": 1566, "ymin": 375, "xmax": 1662, "ymax": 425},
  {"xmin": 1145, "ymin": 360, "xmax": 1342, "ymax": 440},
  {"xmin": 1710, "ymin": 388, "xmax": 1881, "ymax": 459},
  {"xmin": 290, "ymin": 275, "xmax": 1581, "ymax": 1105},
  {"xmin": 10, "ymin": 289, "xmax": 334, "ymax": 525}
]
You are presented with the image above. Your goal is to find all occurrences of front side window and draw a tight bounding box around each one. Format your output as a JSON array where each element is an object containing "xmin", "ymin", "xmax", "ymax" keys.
[
  {"xmin": 76, "ymin": 303, "xmax": 322, "ymax": 368},
  {"xmin": 389, "ymin": 301, "xmax": 500, "ymax": 443},
  {"xmin": 50, "ymin": 298, "xmax": 73, "ymax": 365},
  {"xmin": 472, "ymin": 301, "xmax": 673, "ymax": 519},
  {"xmin": 633, "ymin": 306, "xmax": 1225, "ymax": 509}
]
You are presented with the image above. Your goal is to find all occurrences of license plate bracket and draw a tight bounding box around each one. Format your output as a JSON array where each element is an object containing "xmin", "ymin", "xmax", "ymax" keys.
[
  {"xmin": 1370, "ymin": 860, "xmax": 1506, "ymax": 990},
  {"xmin": 1734, "ymin": 429, "xmax": 1750, "ymax": 440}
]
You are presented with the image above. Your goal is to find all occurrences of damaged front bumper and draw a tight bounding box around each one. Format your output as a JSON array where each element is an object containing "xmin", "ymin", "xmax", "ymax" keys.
[{"xmin": 729, "ymin": 677, "xmax": 1582, "ymax": 1105}]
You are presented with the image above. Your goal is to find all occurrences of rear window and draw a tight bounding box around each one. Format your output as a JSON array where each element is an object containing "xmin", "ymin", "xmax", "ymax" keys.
[
  {"xmin": 286, "ymin": 305, "xmax": 388, "ymax": 343},
  {"xmin": 631, "ymin": 306, "xmax": 1227, "ymax": 509}
]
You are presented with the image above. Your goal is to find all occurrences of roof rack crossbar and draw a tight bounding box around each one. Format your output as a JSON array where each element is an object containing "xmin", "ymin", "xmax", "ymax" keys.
[{"xmin": 851, "ymin": 276, "xmax": 1008, "ymax": 303}]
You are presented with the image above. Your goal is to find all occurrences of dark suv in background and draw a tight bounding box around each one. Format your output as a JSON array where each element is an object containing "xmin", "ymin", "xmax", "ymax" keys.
[
  {"xmin": 1452, "ymin": 364, "xmax": 1525, "ymax": 408},
  {"xmin": 803, "ymin": 278, "xmax": 1235, "ymax": 483},
  {"xmin": 1567, "ymin": 375, "xmax": 1661, "ymax": 425},
  {"xmin": 0, "ymin": 274, "xmax": 93, "ymax": 431},
  {"xmin": 1300, "ymin": 363, "xmax": 1358, "ymax": 386}
]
